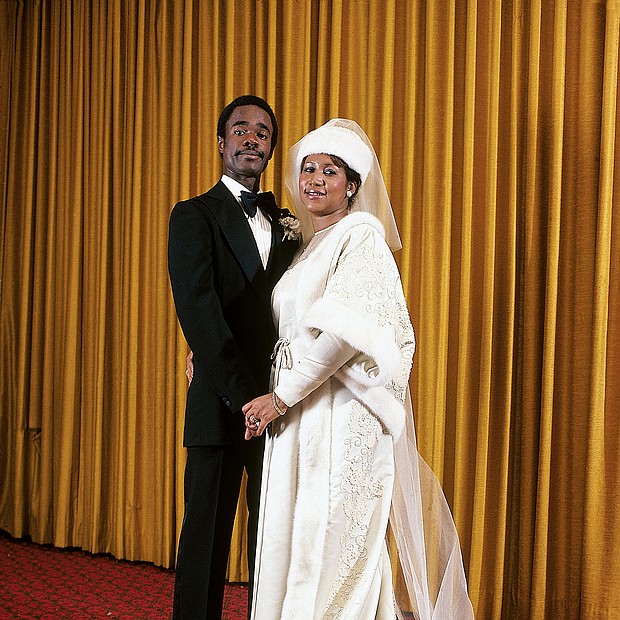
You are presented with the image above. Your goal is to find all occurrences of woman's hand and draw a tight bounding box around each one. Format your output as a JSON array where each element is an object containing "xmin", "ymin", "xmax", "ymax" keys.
[{"xmin": 242, "ymin": 393, "xmax": 287, "ymax": 439}]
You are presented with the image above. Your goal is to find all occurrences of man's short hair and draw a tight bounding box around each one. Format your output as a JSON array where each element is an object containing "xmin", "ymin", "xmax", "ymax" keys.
[{"xmin": 217, "ymin": 95, "xmax": 278, "ymax": 156}]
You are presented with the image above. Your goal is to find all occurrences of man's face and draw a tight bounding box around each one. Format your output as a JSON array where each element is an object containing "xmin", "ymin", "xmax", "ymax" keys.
[{"xmin": 218, "ymin": 105, "xmax": 274, "ymax": 188}]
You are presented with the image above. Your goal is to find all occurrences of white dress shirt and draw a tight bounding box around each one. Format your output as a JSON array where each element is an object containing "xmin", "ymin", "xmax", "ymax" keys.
[{"xmin": 221, "ymin": 175, "xmax": 272, "ymax": 268}]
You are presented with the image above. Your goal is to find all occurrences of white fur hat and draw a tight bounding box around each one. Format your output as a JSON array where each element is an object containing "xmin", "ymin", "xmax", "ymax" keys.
[{"xmin": 293, "ymin": 124, "xmax": 373, "ymax": 182}]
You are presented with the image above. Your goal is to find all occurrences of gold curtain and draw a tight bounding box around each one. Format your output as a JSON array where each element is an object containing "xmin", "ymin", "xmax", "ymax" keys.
[{"xmin": 1, "ymin": 1, "xmax": 618, "ymax": 617}]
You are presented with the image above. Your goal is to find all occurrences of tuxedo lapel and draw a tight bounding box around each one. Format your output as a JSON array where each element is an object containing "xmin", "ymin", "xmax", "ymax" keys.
[
  {"xmin": 204, "ymin": 182, "xmax": 269, "ymax": 291},
  {"xmin": 265, "ymin": 224, "xmax": 278, "ymax": 273}
]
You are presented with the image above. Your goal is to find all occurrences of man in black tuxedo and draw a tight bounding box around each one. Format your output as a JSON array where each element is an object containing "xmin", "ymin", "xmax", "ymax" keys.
[{"xmin": 168, "ymin": 95, "xmax": 298, "ymax": 619}]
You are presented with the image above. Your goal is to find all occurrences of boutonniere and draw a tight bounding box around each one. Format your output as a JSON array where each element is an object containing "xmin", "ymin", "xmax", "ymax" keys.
[{"xmin": 278, "ymin": 210, "xmax": 302, "ymax": 242}]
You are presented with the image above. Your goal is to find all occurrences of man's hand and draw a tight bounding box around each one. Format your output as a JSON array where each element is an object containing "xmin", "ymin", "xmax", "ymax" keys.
[{"xmin": 185, "ymin": 351, "xmax": 194, "ymax": 384}]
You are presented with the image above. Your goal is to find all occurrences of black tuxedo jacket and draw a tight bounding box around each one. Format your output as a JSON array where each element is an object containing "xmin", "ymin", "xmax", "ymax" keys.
[{"xmin": 168, "ymin": 181, "xmax": 298, "ymax": 446}]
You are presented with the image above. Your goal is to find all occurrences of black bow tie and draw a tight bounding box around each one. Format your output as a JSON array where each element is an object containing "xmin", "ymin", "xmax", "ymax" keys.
[{"xmin": 240, "ymin": 191, "xmax": 277, "ymax": 218}]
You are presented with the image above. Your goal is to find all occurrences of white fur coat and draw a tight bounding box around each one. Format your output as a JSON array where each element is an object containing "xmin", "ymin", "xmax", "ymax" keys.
[{"xmin": 251, "ymin": 213, "xmax": 416, "ymax": 620}]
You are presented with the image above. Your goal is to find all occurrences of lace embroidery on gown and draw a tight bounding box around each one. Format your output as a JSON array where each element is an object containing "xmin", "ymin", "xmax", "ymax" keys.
[{"xmin": 324, "ymin": 403, "xmax": 384, "ymax": 617}]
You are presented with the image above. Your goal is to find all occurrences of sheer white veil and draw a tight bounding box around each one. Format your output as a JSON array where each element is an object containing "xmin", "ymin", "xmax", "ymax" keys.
[
  {"xmin": 391, "ymin": 389, "xmax": 475, "ymax": 619},
  {"xmin": 283, "ymin": 118, "xmax": 402, "ymax": 251},
  {"xmin": 284, "ymin": 119, "xmax": 474, "ymax": 619}
]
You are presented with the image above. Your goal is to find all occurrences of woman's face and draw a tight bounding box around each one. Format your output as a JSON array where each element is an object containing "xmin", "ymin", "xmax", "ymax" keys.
[{"xmin": 298, "ymin": 154, "xmax": 356, "ymax": 230}]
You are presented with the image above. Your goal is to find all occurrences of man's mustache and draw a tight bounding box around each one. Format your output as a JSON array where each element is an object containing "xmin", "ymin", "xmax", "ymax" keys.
[{"xmin": 235, "ymin": 149, "xmax": 264, "ymax": 159}]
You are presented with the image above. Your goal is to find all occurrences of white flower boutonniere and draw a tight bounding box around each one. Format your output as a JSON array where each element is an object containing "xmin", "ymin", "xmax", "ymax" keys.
[{"xmin": 279, "ymin": 214, "xmax": 302, "ymax": 242}]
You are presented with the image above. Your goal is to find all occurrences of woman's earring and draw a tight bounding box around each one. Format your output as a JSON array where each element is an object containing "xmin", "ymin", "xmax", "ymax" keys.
[{"xmin": 346, "ymin": 190, "xmax": 353, "ymax": 198}]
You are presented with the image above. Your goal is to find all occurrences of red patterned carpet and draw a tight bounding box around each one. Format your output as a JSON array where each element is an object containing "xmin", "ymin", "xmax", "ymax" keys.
[{"xmin": 0, "ymin": 530, "xmax": 248, "ymax": 618}]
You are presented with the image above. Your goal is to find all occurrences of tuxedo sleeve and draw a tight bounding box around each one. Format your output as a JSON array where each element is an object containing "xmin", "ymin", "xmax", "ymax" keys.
[{"xmin": 168, "ymin": 200, "xmax": 258, "ymax": 412}]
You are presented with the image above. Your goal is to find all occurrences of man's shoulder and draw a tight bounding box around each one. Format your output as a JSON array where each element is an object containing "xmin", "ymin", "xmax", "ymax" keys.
[
  {"xmin": 171, "ymin": 182, "xmax": 235, "ymax": 219},
  {"xmin": 177, "ymin": 181, "xmax": 231, "ymax": 207}
]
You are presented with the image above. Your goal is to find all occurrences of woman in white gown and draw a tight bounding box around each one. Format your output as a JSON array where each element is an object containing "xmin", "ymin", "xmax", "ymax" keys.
[{"xmin": 242, "ymin": 119, "xmax": 474, "ymax": 620}]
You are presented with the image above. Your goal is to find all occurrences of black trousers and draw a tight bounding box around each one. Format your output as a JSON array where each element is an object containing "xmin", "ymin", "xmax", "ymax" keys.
[{"xmin": 173, "ymin": 438, "xmax": 264, "ymax": 619}]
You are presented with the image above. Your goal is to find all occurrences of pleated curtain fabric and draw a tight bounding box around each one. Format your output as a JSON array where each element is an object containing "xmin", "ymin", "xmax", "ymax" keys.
[{"xmin": 0, "ymin": 1, "xmax": 618, "ymax": 617}]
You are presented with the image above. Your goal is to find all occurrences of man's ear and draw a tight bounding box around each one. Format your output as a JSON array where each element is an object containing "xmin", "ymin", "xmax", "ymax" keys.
[{"xmin": 217, "ymin": 135, "xmax": 224, "ymax": 155}]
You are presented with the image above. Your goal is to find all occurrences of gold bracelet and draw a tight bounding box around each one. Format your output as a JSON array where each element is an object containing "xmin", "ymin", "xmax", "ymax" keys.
[{"xmin": 271, "ymin": 391, "xmax": 287, "ymax": 416}]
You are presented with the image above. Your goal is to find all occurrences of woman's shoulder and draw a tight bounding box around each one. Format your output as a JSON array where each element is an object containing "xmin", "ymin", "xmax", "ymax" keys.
[
  {"xmin": 302, "ymin": 213, "xmax": 392, "ymax": 270},
  {"xmin": 315, "ymin": 213, "xmax": 396, "ymax": 280},
  {"xmin": 335, "ymin": 211, "xmax": 385, "ymax": 238},
  {"xmin": 329, "ymin": 212, "xmax": 390, "ymax": 255}
]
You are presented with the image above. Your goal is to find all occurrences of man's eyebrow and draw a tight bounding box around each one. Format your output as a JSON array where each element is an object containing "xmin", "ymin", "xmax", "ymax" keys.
[{"xmin": 231, "ymin": 120, "xmax": 271, "ymax": 133}]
